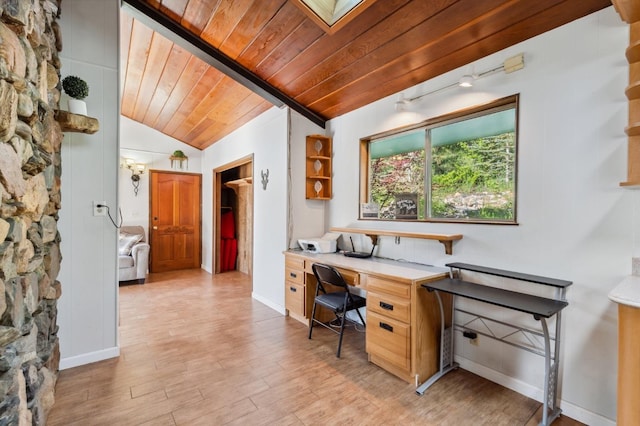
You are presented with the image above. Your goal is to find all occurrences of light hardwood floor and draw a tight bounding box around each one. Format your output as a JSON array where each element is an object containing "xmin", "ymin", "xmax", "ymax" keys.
[{"xmin": 48, "ymin": 269, "xmax": 582, "ymax": 425}]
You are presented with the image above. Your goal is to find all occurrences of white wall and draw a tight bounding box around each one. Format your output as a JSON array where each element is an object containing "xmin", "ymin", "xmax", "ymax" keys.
[
  {"xmin": 58, "ymin": 0, "xmax": 120, "ymax": 368},
  {"xmin": 119, "ymin": 116, "xmax": 203, "ymax": 239},
  {"xmin": 325, "ymin": 7, "xmax": 628, "ymax": 425},
  {"xmin": 288, "ymin": 111, "xmax": 327, "ymax": 248},
  {"xmin": 201, "ymin": 107, "xmax": 288, "ymax": 310}
]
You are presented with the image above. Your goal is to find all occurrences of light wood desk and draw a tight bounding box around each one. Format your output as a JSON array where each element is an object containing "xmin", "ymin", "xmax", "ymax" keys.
[{"xmin": 284, "ymin": 250, "xmax": 450, "ymax": 386}]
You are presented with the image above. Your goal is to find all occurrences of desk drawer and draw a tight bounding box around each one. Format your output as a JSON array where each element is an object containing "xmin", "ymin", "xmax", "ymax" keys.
[
  {"xmin": 368, "ymin": 292, "xmax": 410, "ymax": 323},
  {"xmin": 285, "ymin": 255, "xmax": 305, "ymax": 271},
  {"xmin": 366, "ymin": 311, "xmax": 410, "ymax": 371},
  {"xmin": 304, "ymin": 263, "xmax": 359, "ymax": 287},
  {"xmin": 285, "ymin": 281, "xmax": 305, "ymax": 317},
  {"xmin": 285, "ymin": 267, "xmax": 304, "ymax": 285},
  {"xmin": 367, "ymin": 276, "xmax": 410, "ymax": 299},
  {"xmin": 336, "ymin": 267, "xmax": 359, "ymax": 286}
]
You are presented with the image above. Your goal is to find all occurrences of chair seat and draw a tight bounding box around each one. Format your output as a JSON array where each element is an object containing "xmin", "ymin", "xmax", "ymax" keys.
[
  {"xmin": 315, "ymin": 291, "xmax": 366, "ymax": 312},
  {"xmin": 119, "ymin": 255, "xmax": 134, "ymax": 268}
]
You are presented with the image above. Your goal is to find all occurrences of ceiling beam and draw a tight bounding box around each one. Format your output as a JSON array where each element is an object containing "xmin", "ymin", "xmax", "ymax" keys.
[{"xmin": 121, "ymin": 0, "xmax": 327, "ymax": 128}]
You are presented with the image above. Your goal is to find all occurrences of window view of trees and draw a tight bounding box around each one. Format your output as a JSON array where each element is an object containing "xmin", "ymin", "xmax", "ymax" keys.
[
  {"xmin": 363, "ymin": 95, "xmax": 518, "ymax": 224},
  {"xmin": 371, "ymin": 149, "xmax": 425, "ymax": 219},
  {"xmin": 431, "ymin": 132, "xmax": 515, "ymax": 220}
]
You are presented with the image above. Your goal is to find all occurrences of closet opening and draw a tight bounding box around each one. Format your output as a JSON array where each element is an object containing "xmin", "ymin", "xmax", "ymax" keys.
[{"xmin": 213, "ymin": 155, "xmax": 253, "ymax": 276}]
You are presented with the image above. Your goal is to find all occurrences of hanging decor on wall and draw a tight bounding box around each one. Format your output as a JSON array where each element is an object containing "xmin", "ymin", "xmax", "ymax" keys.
[{"xmin": 261, "ymin": 169, "xmax": 269, "ymax": 190}]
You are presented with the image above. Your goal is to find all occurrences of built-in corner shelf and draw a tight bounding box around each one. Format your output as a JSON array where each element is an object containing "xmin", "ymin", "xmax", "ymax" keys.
[
  {"xmin": 55, "ymin": 110, "xmax": 99, "ymax": 134},
  {"xmin": 620, "ymin": 181, "xmax": 640, "ymax": 189},
  {"xmin": 627, "ymin": 40, "xmax": 640, "ymax": 63},
  {"xmin": 615, "ymin": 0, "xmax": 640, "ymax": 188},
  {"xmin": 305, "ymin": 135, "xmax": 332, "ymax": 200},
  {"xmin": 329, "ymin": 227, "xmax": 463, "ymax": 255}
]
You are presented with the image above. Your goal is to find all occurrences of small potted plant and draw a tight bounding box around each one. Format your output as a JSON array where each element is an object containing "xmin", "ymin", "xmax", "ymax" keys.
[
  {"xmin": 62, "ymin": 75, "xmax": 89, "ymax": 115},
  {"xmin": 170, "ymin": 150, "xmax": 188, "ymax": 170}
]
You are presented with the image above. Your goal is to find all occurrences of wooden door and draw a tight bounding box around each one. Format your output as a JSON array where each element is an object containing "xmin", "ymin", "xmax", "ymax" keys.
[{"xmin": 150, "ymin": 171, "xmax": 202, "ymax": 273}]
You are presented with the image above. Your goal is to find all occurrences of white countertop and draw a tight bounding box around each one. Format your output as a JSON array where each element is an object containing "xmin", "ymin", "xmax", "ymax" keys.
[
  {"xmin": 609, "ymin": 275, "xmax": 640, "ymax": 308},
  {"xmin": 286, "ymin": 250, "xmax": 448, "ymax": 282}
]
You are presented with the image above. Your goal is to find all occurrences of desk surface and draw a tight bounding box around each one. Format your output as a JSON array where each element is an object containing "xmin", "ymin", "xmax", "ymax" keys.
[
  {"xmin": 424, "ymin": 278, "xmax": 568, "ymax": 318},
  {"xmin": 609, "ymin": 275, "xmax": 640, "ymax": 308},
  {"xmin": 447, "ymin": 262, "xmax": 572, "ymax": 288},
  {"xmin": 287, "ymin": 250, "xmax": 448, "ymax": 283}
]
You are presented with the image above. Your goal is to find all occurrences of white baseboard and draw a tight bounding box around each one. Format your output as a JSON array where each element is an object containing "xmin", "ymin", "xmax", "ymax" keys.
[
  {"xmin": 252, "ymin": 292, "xmax": 286, "ymax": 315},
  {"xmin": 201, "ymin": 264, "xmax": 212, "ymax": 274},
  {"xmin": 59, "ymin": 346, "xmax": 120, "ymax": 370},
  {"xmin": 559, "ymin": 400, "xmax": 616, "ymax": 426},
  {"xmin": 456, "ymin": 357, "xmax": 615, "ymax": 426}
]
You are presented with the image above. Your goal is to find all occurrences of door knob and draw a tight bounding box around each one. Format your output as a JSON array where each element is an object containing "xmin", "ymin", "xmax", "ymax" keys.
[{"xmin": 153, "ymin": 226, "xmax": 158, "ymax": 230}]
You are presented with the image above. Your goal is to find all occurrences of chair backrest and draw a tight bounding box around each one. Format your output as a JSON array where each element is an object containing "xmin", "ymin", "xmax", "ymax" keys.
[{"xmin": 312, "ymin": 263, "xmax": 349, "ymax": 293}]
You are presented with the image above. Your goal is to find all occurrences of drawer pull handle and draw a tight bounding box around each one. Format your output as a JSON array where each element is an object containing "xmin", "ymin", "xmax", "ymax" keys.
[
  {"xmin": 289, "ymin": 286, "xmax": 297, "ymax": 292},
  {"xmin": 290, "ymin": 272, "xmax": 297, "ymax": 278},
  {"xmin": 379, "ymin": 301, "xmax": 394, "ymax": 311},
  {"xmin": 379, "ymin": 322, "xmax": 393, "ymax": 332}
]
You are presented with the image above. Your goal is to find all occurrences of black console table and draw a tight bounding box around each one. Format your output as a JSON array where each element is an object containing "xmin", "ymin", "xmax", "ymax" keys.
[{"xmin": 417, "ymin": 262, "xmax": 572, "ymax": 426}]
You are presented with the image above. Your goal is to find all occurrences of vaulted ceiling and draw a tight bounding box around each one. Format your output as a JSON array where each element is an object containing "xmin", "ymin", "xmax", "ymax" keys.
[{"xmin": 120, "ymin": 0, "xmax": 612, "ymax": 150}]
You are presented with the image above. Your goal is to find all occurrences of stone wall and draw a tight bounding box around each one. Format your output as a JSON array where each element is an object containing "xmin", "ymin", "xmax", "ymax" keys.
[{"xmin": 0, "ymin": 0, "xmax": 63, "ymax": 424}]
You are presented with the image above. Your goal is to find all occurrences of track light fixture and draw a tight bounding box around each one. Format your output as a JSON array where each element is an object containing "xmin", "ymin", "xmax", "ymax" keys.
[
  {"xmin": 394, "ymin": 53, "xmax": 525, "ymax": 110},
  {"xmin": 458, "ymin": 74, "xmax": 475, "ymax": 88},
  {"xmin": 394, "ymin": 93, "xmax": 411, "ymax": 112}
]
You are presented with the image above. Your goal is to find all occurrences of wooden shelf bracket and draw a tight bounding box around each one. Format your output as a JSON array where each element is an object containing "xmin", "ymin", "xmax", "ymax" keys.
[{"xmin": 439, "ymin": 239, "xmax": 454, "ymax": 255}]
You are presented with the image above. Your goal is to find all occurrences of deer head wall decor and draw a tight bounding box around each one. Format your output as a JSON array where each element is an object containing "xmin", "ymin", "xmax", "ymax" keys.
[{"xmin": 261, "ymin": 169, "xmax": 269, "ymax": 190}]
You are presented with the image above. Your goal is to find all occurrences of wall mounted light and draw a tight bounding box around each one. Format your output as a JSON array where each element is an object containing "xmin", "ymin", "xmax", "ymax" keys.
[
  {"xmin": 121, "ymin": 158, "xmax": 146, "ymax": 196},
  {"xmin": 394, "ymin": 53, "xmax": 525, "ymax": 110}
]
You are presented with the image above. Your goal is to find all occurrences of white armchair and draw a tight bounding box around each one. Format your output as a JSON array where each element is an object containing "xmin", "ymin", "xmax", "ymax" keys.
[{"xmin": 118, "ymin": 226, "xmax": 150, "ymax": 284}]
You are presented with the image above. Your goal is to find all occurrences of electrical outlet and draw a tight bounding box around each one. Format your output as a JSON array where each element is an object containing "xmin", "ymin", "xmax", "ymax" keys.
[{"xmin": 93, "ymin": 201, "xmax": 107, "ymax": 217}]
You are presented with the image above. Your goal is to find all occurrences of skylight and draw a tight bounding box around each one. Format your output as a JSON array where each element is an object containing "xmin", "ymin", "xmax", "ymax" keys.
[{"xmin": 292, "ymin": 0, "xmax": 376, "ymax": 34}]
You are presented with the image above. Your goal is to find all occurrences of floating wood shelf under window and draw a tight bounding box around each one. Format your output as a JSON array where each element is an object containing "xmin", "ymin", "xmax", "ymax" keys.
[
  {"xmin": 55, "ymin": 110, "xmax": 99, "ymax": 134},
  {"xmin": 330, "ymin": 227, "xmax": 463, "ymax": 255}
]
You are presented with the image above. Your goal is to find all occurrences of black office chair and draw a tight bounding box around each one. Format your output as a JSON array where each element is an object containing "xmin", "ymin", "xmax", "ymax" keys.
[{"xmin": 308, "ymin": 263, "xmax": 366, "ymax": 357}]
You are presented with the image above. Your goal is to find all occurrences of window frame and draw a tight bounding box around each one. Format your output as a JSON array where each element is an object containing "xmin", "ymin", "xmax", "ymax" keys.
[{"xmin": 359, "ymin": 94, "xmax": 519, "ymax": 225}]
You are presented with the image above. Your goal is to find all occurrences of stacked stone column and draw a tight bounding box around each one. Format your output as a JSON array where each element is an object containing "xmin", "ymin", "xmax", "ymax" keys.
[{"xmin": 0, "ymin": 0, "xmax": 64, "ymax": 424}]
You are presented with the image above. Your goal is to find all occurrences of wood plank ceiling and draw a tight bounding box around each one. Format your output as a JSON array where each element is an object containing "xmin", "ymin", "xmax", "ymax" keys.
[{"xmin": 121, "ymin": 0, "xmax": 612, "ymax": 150}]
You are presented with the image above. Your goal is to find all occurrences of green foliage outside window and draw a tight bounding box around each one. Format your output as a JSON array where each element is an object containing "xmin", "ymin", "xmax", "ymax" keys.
[
  {"xmin": 430, "ymin": 133, "xmax": 515, "ymax": 220},
  {"xmin": 370, "ymin": 150, "xmax": 424, "ymax": 219}
]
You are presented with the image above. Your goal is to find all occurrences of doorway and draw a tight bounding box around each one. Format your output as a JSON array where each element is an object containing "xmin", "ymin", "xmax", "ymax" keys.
[
  {"xmin": 213, "ymin": 155, "xmax": 253, "ymax": 276},
  {"xmin": 149, "ymin": 170, "xmax": 202, "ymax": 273}
]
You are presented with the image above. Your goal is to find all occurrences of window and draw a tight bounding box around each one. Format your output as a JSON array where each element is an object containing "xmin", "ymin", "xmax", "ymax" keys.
[{"xmin": 360, "ymin": 95, "xmax": 518, "ymax": 224}]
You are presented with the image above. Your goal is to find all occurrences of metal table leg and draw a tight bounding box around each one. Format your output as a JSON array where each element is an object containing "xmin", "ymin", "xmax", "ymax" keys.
[{"xmin": 416, "ymin": 290, "xmax": 457, "ymax": 395}]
